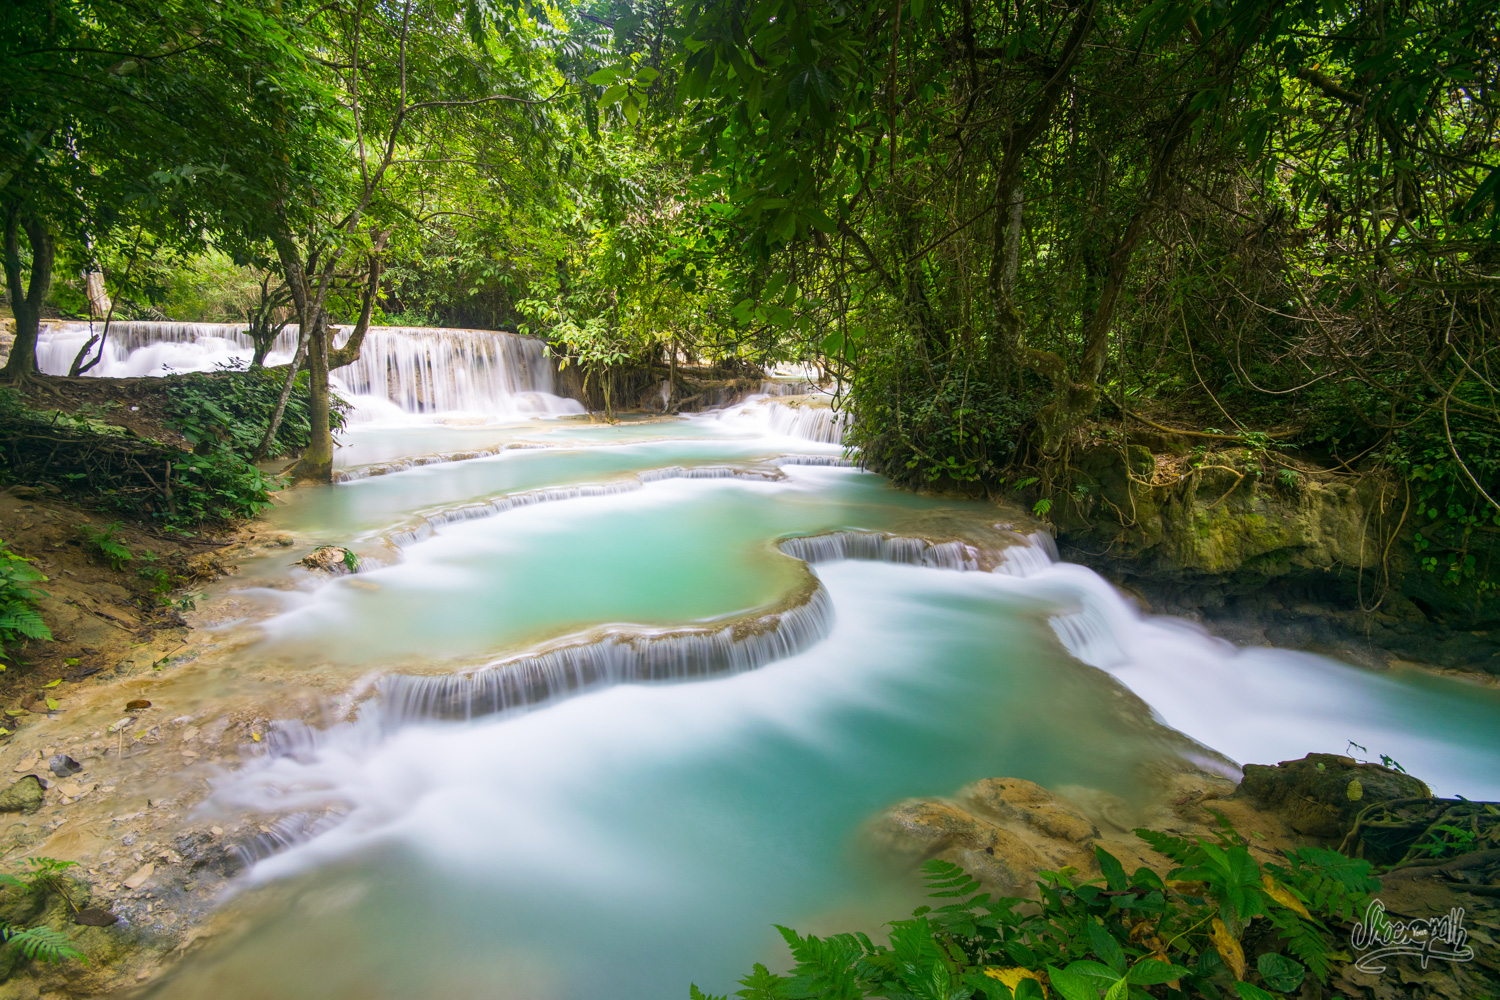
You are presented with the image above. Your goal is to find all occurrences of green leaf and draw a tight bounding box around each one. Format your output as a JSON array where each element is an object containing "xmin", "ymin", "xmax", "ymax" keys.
[
  {"xmin": 585, "ymin": 67, "xmax": 621, "ymax": 85},
  {"xmin": 1096, "ymin": 847, "xmax": 1127, "ymax": 891},
  {"xmin": 1088, "ymin": 918, "xmax": 1127, "ymax": 973},
  {"xmin": 1234, "ymin": 984, "xmax": 1277, "ymax": 1000},
  {"xmin": 1256, "ymin": 953, "xmax": 1306, "ymax": 993},
  {"xmin": 1128, "ymin": 960, "xmax": 1192, "ymax": 985},
  {"xmin": 1047, "ymin": 964, "xmax": 1101, "ymax": 1000}
]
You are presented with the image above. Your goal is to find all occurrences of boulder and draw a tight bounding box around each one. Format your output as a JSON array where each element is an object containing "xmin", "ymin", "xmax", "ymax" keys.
[
  {"xmin": 960, "ymin": 777, "xmax": 1099, "ymax": 843},
  {"xmin": 1237, "ymin": 753, "xmax": 1430, "ymax": 840},
  {"xmin": 0, "ymin": 774, "xmax": 45, "ymax": 814}
]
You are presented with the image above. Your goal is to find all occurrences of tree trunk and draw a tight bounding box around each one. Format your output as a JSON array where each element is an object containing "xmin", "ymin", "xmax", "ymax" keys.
[
  {"xmin": 1, "ymin": 210, "xmax": 54, "ymax": 379},
  {"xmin": 83, "ymin": 269, "xmax": 111, "ymax": 317},
  {"xmin": 291, "ymin": 316, "xmax": 334, "ymax": 482}
]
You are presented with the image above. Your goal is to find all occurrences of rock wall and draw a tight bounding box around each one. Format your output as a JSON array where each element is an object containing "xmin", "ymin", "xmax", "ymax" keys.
[{"xmin": 1047, "ymin": 444, "xmax": 1500, "ymax": 674}]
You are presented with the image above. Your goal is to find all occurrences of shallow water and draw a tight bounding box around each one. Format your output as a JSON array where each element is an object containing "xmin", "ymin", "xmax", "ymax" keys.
[{"xmin": 72, "ymin": 325, "xmax": 1499, "ymax": 999}]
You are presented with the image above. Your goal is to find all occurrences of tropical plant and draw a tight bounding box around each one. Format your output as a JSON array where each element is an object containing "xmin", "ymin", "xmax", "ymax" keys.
[{"xmin": 692, "ymin": 819, "xmax": 1379, "ymax": 999}]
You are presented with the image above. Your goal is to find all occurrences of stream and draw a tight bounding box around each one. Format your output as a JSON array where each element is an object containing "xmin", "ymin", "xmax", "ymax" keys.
[{"xmin": 37, "ymin": 322, "xmax": 1500, "ymax": 999}]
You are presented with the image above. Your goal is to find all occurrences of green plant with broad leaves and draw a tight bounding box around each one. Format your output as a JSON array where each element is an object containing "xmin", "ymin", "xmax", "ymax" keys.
[
  {"xmin": 691, "ymin": 817, "xmax": 1379, "ymax": 999},
  {"xmin": 0, "ymin": 539, "xmax": 51, "ymax": 662}
]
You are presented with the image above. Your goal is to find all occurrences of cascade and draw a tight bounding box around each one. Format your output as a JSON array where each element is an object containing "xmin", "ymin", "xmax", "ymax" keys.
[
  {"xmin": 34, "ymin": 320, "xmax": 583, "ymax": 420},
  {"xmin": 377, "ymin": 580, "xmax": 835, "ymax": 723},
  {"xmin": 700, "ymin": 394, "xmax": 851, "ymax": 444}
]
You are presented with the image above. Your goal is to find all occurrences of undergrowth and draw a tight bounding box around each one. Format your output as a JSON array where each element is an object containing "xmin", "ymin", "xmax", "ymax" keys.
[{"xmin": 693, "ymin": 817, "xmax": 1379, "ymax": 1000}]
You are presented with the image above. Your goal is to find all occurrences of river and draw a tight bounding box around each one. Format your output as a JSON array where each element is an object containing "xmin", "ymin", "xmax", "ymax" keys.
[{"xmin": 36, "ymin": 321, "xmax": 1500, "ymax": 999}]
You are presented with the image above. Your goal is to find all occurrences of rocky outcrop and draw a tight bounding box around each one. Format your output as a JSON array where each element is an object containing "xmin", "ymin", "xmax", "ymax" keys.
[
  {"xmin": 1048, "ymin": 443, "xmax": 1500, "ymax": 674},
  {"xmin": 1238, "ymin": 753, "xmax": 1431, "ymax": 842},
  {"xmin": 298, "ymin": 546, "xmax": 358, "ymax": 574}
]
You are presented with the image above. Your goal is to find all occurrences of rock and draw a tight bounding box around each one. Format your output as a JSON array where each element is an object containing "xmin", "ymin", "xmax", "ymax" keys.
[
  {"xmin": 122, "ymin": 862, "xmax": 155, "ymax": 890},
  {"xmin": 74, "ymin": 907, "xmax": 119, "ymax": 926},
  {"xmin": 1237, "ymin": 753, "xmax": 1430, "ymax": 840},
  {"xmin": 126, "ymin": 699, "xmax": 152, "ymax": 711},
  {"xmin": 299, "ymin": 546, "xmax": 358, "ymax": 574},
  {"xmin": 49, "ymin": 753, "xmax": 83, "ymax": 777},
  {"xmin": 868, "ymin": 797, "xmax": 1051, "ymax": 894},
  {"xmin": 0, "ymin": 775, "xmax": 46, "ymax": 813},
  {"xmin": 960, "ymin": 777, "xmax": 1099, "ymax": 843}
]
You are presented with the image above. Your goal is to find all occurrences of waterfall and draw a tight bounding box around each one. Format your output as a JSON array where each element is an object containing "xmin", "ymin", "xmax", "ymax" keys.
[
  {"xmin": 778, "ymin": 531, "xmax": 984, "ymax": 571},
  {"xmin": 376, "ymin": 581, "xmax": 836, "ymax": 723},
  {"xmin": 698, "ymin": 395, "xmax": 852, "ymax": 444},
  {"xmin": 34, "ymin": 320, "xmax": 583, "ymax": 420}
]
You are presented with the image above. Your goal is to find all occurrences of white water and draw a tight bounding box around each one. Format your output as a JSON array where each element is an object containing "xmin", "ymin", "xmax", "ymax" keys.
[{"xmin": 35, "ymin": 320, "xmax": 584, "ymax": 422}]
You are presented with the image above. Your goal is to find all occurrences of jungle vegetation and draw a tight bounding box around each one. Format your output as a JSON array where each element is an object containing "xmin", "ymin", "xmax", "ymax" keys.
[{"xmin": 1, "ymin": 0, "xmax": 1497, "ymax": 583}]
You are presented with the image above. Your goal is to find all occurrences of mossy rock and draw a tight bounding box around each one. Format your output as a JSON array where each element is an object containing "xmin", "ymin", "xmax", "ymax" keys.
[{"xmin": 1237, "ymin": 753, "xmax": 1430, "ymax": 841}]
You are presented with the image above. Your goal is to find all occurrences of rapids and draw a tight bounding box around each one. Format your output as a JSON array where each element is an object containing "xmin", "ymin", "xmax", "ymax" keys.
[{"xmin": 62, "ymin": 324, "xmax": 1500, "ymax": 1000}]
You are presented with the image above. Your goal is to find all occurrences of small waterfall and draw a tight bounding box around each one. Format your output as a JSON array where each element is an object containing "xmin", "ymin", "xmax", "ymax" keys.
[
  {"xmin": 699, "ymin": 395, "xmax": 851, "ymax": 444},
  {"xmin": 334, "ymin": 326, "xmax": 578, "ymax": 417},
  {"xmin": 778, "ymin": 531, "xmax": 983, "ymax": 571},
  {"xmin": 377, "ymin": 581, "xmax": 835, "ymax": 723},
  {"xmin": 35, "ymin": 320, "xmax": 583, "ymax": 420}
]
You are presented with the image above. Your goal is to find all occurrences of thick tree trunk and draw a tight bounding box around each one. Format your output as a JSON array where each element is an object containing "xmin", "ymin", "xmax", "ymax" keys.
[
  {"xmin": 291, "ymin": 318, "xmax": 334, "ymax": 482},
  {"xmin": 1, "ymin": 211, "xmax": 54, "ymax": 379}
]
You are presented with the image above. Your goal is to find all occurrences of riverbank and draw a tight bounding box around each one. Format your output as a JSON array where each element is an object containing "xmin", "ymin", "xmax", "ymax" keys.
[{"xmin": 1012, "ymin": 433, "xmax": 1500, "ymax": 678}]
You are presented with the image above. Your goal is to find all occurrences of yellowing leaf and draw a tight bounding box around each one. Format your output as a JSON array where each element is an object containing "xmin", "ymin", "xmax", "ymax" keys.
[
  {"xmin": 1210, "ymin": 917, "xmax": 1246, "ymax": 980},
  {"xmin": 1261, "ymin": 874, "xmax": 1311, "ymax": 919},
  {"xmin": 251, "ymin": 732, "xmax": 261, "ymax": 742},
  {"xmin": 45, "ymin": 698, "xmax": 58, "ymax": 711},
  {"xmin": 984, "ymin": 968, "xmax": 1047, "ymax": 996},
  {"xmin": 1347, "ymin": 778, "xmax": 1363, "ymax": 801},
  {"xmin": 45, "ymin": 679, "xmax": 62, "ymax": 688}
]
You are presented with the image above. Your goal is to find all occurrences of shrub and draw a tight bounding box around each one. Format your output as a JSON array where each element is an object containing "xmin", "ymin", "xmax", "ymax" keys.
[{"xmin": 693, "ymin": 818, "xmax": 1379, "ymax": 1000}]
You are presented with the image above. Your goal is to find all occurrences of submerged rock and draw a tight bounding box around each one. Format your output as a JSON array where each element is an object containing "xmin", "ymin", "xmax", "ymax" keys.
[
  {"xmin": 48, "ymin": 754, "xmax": 83, "ymax": 777},
  {"xmin": 299, "ymin": 546, "xmax": 359, "ymax": 574},
  {"xmin": 0, "ymin": 774, "xmax": 46, "ymax": 814}
]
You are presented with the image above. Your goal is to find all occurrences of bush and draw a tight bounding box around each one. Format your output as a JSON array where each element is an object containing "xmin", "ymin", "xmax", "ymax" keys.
[
  {"xmin": 166, "ymin": 363, "xmax": 351, "ymax": 460},
  {"xmin": 846, "ymin": 354, "xmax": 1039, "ymax": 492},
  {"xmin": 694, "ymin": 818, "xmax": 1379, "ymax": 1000}
]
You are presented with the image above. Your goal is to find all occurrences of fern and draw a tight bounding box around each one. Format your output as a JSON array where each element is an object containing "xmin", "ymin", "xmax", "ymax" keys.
[
  {"xmin": 1266, "ymin": 909, "xmax": 1332, "ymax": 982},
  {"xmin": 1268, "ymin": 848, "xmax": 1380, "ymax": 924},
  {"xmin": 1133, "ymin": 827, "xmax": 1202, "ymax": 866},
  {"xmin": 0, "ymin": 538, "xmax": 52, "ymax": 651},
  {"xmin": 0, "ymin": 924, "xmax": 86, "ymax": 965}
]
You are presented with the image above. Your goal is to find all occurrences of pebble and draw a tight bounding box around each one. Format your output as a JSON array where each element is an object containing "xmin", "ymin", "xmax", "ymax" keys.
[{"xmin": 123, "ymin": 863, "xmax": 154, "ymax": 890}]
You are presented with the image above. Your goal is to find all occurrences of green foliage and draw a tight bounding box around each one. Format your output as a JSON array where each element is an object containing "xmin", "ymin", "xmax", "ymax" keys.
[
  {"xmin": 166, "ymin": 365, "xmax": 349, "ymax": 461},
  {"xmin": 847, "ymin": 355, "xmax": 1039, "ymax": 491},
  {"xmin": 0, "ymin": 858, "xmax": 86, "ymax": 966},
  {"xmin": 77, "ymin": 523, "xmax": 133, "ymax": 571},
  {"xmin": 0, "ymin": 925, "xmax": 86, "ymax": 966},
  {"xmin": 0, "ymin": 538, "xmax": 51, "ymax": 659},
  {"xmin": 695, "ymin": 823, "xmax": 1379, "ymax": 1000}
]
